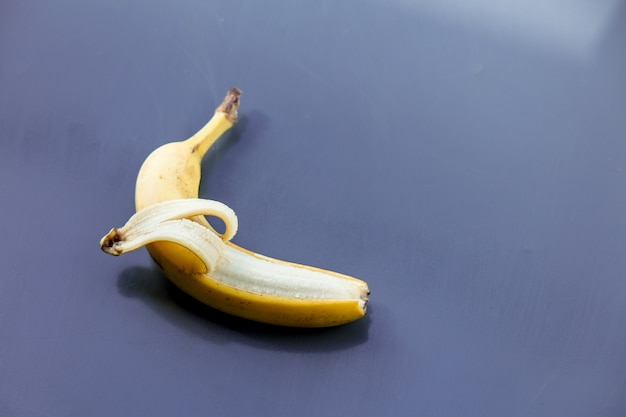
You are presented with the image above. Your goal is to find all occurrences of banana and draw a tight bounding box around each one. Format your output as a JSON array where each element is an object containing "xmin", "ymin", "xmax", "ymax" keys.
[{"xmin": 100, "ymin": 88, "xmax": 369, "ymax": 327}]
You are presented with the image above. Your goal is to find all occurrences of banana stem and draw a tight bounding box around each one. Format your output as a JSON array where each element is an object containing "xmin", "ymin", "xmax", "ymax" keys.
[
  {"xmin": 216, "ymin": 87, "xmax": 242, "ymax": 123},
  {"xmin": 186, "ymin": 87, "xmax": 242, "ymax": 159}
]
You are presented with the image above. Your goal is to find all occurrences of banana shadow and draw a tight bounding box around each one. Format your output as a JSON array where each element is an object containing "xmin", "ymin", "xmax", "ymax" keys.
[{"xmin": 117, "ymin": 265, "xmax": 371, "ymax": 353}]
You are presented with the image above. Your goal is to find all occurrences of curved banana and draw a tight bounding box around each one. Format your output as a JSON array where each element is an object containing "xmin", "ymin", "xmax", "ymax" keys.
[{"xmin": 100, "ymin": 88, "xmax": 369, "ymax": 327}]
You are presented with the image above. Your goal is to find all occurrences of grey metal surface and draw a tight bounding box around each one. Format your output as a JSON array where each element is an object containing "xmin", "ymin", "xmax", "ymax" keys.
[{"xmin": 2, "ymin": 1, "xmax": 626, "ymax": 416}]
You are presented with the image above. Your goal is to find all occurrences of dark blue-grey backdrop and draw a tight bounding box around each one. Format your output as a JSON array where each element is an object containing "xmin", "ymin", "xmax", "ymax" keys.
[{"xmin": 2, "ymin": 1, "xmax": 626, "ymax": 416}]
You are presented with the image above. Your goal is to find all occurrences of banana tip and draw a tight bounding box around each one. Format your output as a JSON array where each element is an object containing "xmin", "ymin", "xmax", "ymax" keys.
[
  {"xmin": 360, "ymin": 287, "xmax": 370, "ymax": 314},
  {"xmin": 100, "ymin": 228, "xmax": 123, "ymax": 256}
]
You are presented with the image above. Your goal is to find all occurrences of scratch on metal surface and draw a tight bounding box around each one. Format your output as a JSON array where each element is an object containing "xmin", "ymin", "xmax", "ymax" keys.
[
  {"xmin": 296, "ymin": 61, "xmax": 329, "ymax": 87},
  {"xmin": 517, "ymin": 359, "xmax": 570, "ymax": 417},
  {"xmin": 169, "ymin": 34, "xmax": 217, "ymax": 103}
]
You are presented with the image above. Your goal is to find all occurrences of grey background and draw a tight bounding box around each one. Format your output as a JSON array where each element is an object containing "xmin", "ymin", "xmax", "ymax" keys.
[{"xmin": 2, "ymin": 1, "xmax": 626, "ymax": 416}]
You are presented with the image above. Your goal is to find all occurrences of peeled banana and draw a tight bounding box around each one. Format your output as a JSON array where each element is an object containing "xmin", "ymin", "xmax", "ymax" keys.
[{"xmin": 100, "ymin": 88, "xmax": 369, "ymax": 327}]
